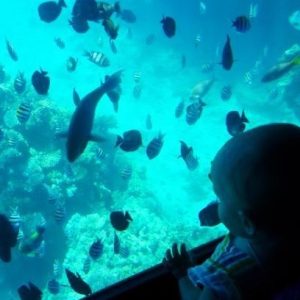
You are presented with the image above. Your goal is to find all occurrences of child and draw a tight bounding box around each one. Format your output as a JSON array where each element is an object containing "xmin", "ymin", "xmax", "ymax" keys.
[{"xmin": 163, "ymin": 123, "xmax": 300, "ymax": 299}]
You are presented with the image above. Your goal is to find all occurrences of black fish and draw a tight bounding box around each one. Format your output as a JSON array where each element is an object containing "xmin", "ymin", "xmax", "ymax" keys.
[
  {"xmin": 60, "ymin": 71, "xmax": 122, "ymax": 162},
  {"xmin": 31, "ymin": 69, "xmax": 50, "ymax": 95},
  {"xmin": 110, "ymin": 211, "xmax": 132, "ymax": 231},
  {"xmin": 0, "ymin": 214, "xmax": 18, "ymax": 262},
  {"xmin": 69, "ymin": 16, "xmax": 90, "ymax": 33},
  {"xmin": 120, "ymin": 9, "xmax": 136, "ymax": 23},
  {"xmin": 185, "ymin": 101, "xmax": 205, "ymax": 125},
  {"xmin": 97, "ymin": 1, "xmax": 120, "ymax": 19},
  {"xmin": 18, "ymin": 282, "xmax": 42, "ymax": 300},
  {"xmin": 179, "ymin": 141, "xmax": 199, "ymax": 171},
  {"xmin": 47, "ymin": 279, "xmax": 60, "ymax": 295},
  {"xmin": 232, "ymin": 16, "xmax": 251, "ymax": 33},
  {"xmin": 161, "ymin": 16, "xmax": 176, "ymax": 37},
  {"xmin": 54, "ymin": 37, "xmax": 65, "ymax": 49},
  {"xmin": 65, "ymin": 269, "xmax": 92, "ymax": 296},
  {"xmin": 221, "ymin": 35, "xmax": 233, "ymax": 70},
  {"xmin": 146, "ymin": 114, "xmax": 152, "ymax": 130},
  {"xmin": 66, "ymin": 57, "xmax": 78, "ymax": 72},
  {"xmin": 102, "ymin": 18, "xmax": 119, "ymax": 40},
  {"xmin": 145, "ymin": 34, "xmax": 155, "ymax": 45},
  {"xmin": 38, "ymin": 0, "xmax": 66, "ymax": 23},
  {"xmin": 14, "ymin": 72, "xmax": 26, "ymax": 94},
  {"xmin": 89, "ymin": 238, "xmax": 103, "ymax": 260},
  {"xmin": 72, "ymin": 0, "xmax": 99, "ymax": 21},
  {"xmin": 221, "ymin": 85, "xmax": 232, "ymax": 101},
  {"xmin": 175, "ymin": 99, "xmax": 185, "ymax": 118},
  {"xmin": 116, "ymin": 129, "xmax": 142, "ymax": 152},
  {"xmin": 5, "ymin": 39, "xmax": 18, "ymax": 61},
  {"xmin": 114, "ymin": 232, "xmax": 120, "ymax": 254},
  {"xmin": 198, "ymin": 200, "xmax": 221, "ymax": 227},
  {"xmin": 146, "ymin": 132, "xmax": 164, "ymax": 160},
  {"xmin": 16, "ymin": 102, "xmax": 31, "ymax": 124},
  {"xmin": 226, "ymin": 110, "xmax": 249, "ymax": 136}
]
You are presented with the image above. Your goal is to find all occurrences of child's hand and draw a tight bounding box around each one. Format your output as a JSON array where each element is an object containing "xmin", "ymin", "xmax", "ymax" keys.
[{"xmin": 162, "ymin": 243, "xmax": 194, "ymax": 279}]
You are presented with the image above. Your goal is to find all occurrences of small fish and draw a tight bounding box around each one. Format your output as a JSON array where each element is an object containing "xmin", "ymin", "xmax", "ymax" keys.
[
  {"xmin": 179, "ymin": 141, "xmax": 199, "ymax": 171},
  {"xmin": 161, "ymin": 16, "xmax": 176, "ymax": 38},
  {"xmin": 114, "ymin": 232, "xmax": 120, "ymax": 254},
  {"xmin": 47, "ymin": 188, "xmax": 59, "ymax": 205},
  {"xmin": 7, "ymin": 136, "xmax": 17, "ymax": 147},
  {"xmin": 226, "ymin": 110, "xmax": 249, "ymax": 137},
  {"xmin": 221, "ymin": 35, "xmax": 234, "ymax": 70},
  {"xmin": 199, "ymin": 1, "xmax": 207, "ymax": 15},
  {"xmin": 109, "ymin": 39, "xmax": 117, "ymax": 54},
  {"xmin": 54, "ymin": 203, "xmax": 66, "ymax": 224},
  {"xmin": 133, "ymin": 72, "xmax": 141, "ymax": 83},
  {"xmin": 120, "ymin": 165, "xmax": 132, "ymax": 180},
  {"xmin": 66, "ymin": 57, "xmax": 78, "ymax": 72},
  {"xmin": 175, "ymin": 99, "xmax": 185, "ymax": 118},
  {"xmin": 221, "ymin": 85, "xmax": 232, "ymax": 101},
  {"xmin": 116, "ymin": 130, "xmax": 142, "ymax": 152},
  {"xmin": 120, "ymin": 9, "xmax": 136, "ymax": 23},
  {"xmin": 201, "ymin": 63, "xmax": 214, "ymax": 74},
  {"xmin": 38, "ymin": 0, "xmax": 66, "ymax": 23},
  {"xmin": 232, "ymin": 16, "xmax": 251, "ymax": 33},
  {"xmin": 69, "ymin": 15, "xmax": 89, "ymax": 33},
  {"xmin": 146, "ymin": 132, "xmax": 164, "ymax": 160},
  {"xmin": 14, "ymin": 72, "xmax": 26, "ymax": 94},
  {"xmin": 185, "ymin": 101, "xmax": 205, "ymax": 125},
  {"xmin": 110, "ymin": 211, "xmax": 133, "ymax": 231},
  {"xmin": 244, "ymin": 71, "xmax": 253, "ymax": 85},
  {"xmin": 54, "ymin": 37, "xmax": 65, "ymax": 49},
  {"xmin": 190, "ymin": 79, "xmax": 214, "ymax": 101},
  {"xmin": 133, "ymin": 84, "xmax": 142, "ymax": 99},
  {"xmin": 83, "ymin": 257, "xmax": 91, "ymax": 274},
  {"xmin": 249, "ymin": 3, "xmax": 258, "ymax": 19},
  {"xmin": 18, "ymin": 282, "xmax": 42, "ymax": 300},
  {"xmin": 96, "ymin": 147, "xmax": 106, "ymax": 160},
  {"xmin": 5, "ymin": 39, "xmax": 18, "ymax": 61},
  {"xmin": 195, "ymin": 34, "xmax": 201, "ymax": 47},
  {"xmin": 65, "ymin": 268, "xmax": 92, "ymax": 296},
  {"xmin": 181, "ymin": 55, "xmax": 186, "ymax": 69},
  {"xmin": 31, "ymin": 69, "xmax": 50, "ymax": 95},
  {"xmin": 102, "ymin": 18, "xmax": 119, "ymax": 40},
  {"xmin": 47, "ymin": 279, "xmax": 60, "ymax": 295},
  {"xmin": 84, "ymin": 51, "xmax": 110, "ymax": 67},
  {"xmin": 9, "ymin": 207, "xmax": 21, "ymax": 233},
  {"xmin": 53, "ymin": 259, "xmax": 61, "ymax": 278},
  {"xmin": 145, "ymin": 34, "xmax": 155, "ymax": 45},
  {"xmin": 198, "ymin": 200, "xmax": 220, "ymax": 227},
  {"xmin": 16, "ymin": 102, "xmax": 31, "ymax": 124},
  {"xmin": 145, "ymin": 114, "xmax": 152, "ymax": 130},
  {"xmin": 89, "ymin": 238, "xmax": 104, "ymax": 260}
]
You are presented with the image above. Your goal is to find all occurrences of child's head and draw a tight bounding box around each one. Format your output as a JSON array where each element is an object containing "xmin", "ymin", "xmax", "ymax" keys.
[{"xmin": 210, "ymin": 123, "xmax": 300, "ymax": 240}]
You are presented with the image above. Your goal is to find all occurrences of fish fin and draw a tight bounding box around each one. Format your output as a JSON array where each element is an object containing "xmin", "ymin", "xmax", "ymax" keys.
[
  {"xmin": 241, "ymin": 110, "xmax": 249, "ymax": 123},
  {"xmin": 55, "ymin": 131, "xmax": 68, "ymax": 139},
  {"xmin": 89, "ymin": 134, "xmax": 106, "ymax": 143},
  {"xmin": 73, "ymin": 88, "xmax": 80, "ymax": 106},
  {"xmin": 125, "ymin": 211, "xmax": 133, "ymax": 221},
  {"xmin": 102, "ymin": 70, "xmax": 123, "ymax": 93},
  {"xmin": 115, "ymin": 135, "xmax": 123, "ymax": 147}
]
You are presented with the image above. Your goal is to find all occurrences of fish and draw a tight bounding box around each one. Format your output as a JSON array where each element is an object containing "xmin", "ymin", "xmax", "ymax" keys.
[
  {"xmin": 181, "ymin": 55, "xmax": 186, "ymax": 69},
  {"xmin": 261, "ymin": 57, "xmax": 300, "ymax": 83},
  {"xmin": 244, "ymin": 71, "xmax": 253, "ymax": 85},
  {"xmin": 16, "ymin": 102, "xmax": 31, "ymax": 124},
  {"xmin": 102, "ymin": 18, "xmax": 119, "ymax": 40},
  {"xmin": 89, "ymin": 238, "xmax": 104, "ymax": 260},
  {"xmin": 133, "ymin": 84, "xmax": 142, "ymax": 99},
  {"xmin": 47, "ymin": 279, "xmax": 60, "ymax": 295},
  {"xmin": 7, "ymin": 136, "xmax": 17, "ymax": 147},
  {"xmin": 5, "ymin": 39, "xmax": 18, "ymax": 61},
  {"xmin": 65, "ymin": 268, "xmax": 92, "ymax": 296},
  {"xmin": 83, "ymin": 256, "xmax": 91, "ymax": 274},
  {"xmin": 18, "ymin": 282, "xmax": 42, "ymax": 300},
  {"xmin": 249, "ymin": 3, "xmax": 258, "ymax": 19},
  {"xmin": 221, "ymin": 35, "xmax": 234, "ymax": 70},
  {"xmin": 146, "ymin": 114, "xmax": 152, "ymax": 130},
  {"xmin": 69, "ymin": 15, "xmax": 89, "ymax": 33},
  {"xmin": 0, "ymin": 214, "xmax": 18, "ymax": 262},
  {"xmin": 120, "ymin": 165, "xmax": 132, "ymax": 180},
  {"xmin": 9, "ymin": 207, "xmax": 21, "ymax": 233},
  {"xmin": 53, "ymin": 259, "xmax": 61, "ymax": 278},
  {"xmin": 226, "ymin": 110, "xmax": 249, "ymax": 136},
  {"xmin": 17, "ymin": 229, "xmax": 24, "ymax": 242},
  {"xmin": 179, "ymin": 141, "xmax": 199, "ymax": 171},
  {"xmin": 201, "ymin": 63, "xmax": 214, "ymax": 74},
  {"xmin": 66, "ymin": 57, "xmax": 78, "ymax": 72},
  {"xmin": 110, "ymin": 211, "xmax": 132, "ymax": 231},
  {"xmin": 72, "ymin": 0, "xmax": 99, "ymax": 22},
  {"xmin": 133, "ymin": 71, "xmax": 141, "ymax": 83},
  {"xmin": 114, "ymin": 232, "xmax": 120, "ymax": 254},
  {"xmin": 84, "ymin": 51, "xmax": 110, "ymax": 67},
  {"xmin": 190, "ymin": 78, "xmax": 214, "ymax": 101},
  {"xmin": 199, "ymin": 1, "xmax": 207, "ymax": 15},
  {"xmin": 195, "ymin": 34, "xmax": 201, "ymax": 47},
  {"xmin": 54, "ymin": 37, "xmax": 65, "ymax": 49},
  {"xmin": 185, "ymin": 101, "xmax": 205, "ymax": 125},
  {"xmin": 14, "ymin": 72, "xmax": 26, "ymax": 94},
  {"xmin": 60, "ymin": 70, "xmax": 122, "ymax": 162},
  {"xmin": 145, "ymin": 34, "xmax": 155, "ymax": 45},
  {"xmin": 96, "ymin": 147, "xmax": 106, "ymax": 160},
  {"xmin": 232, "ymin": 16, "xmax": 251, "ymax": 33},
  {"xmin": 54, "ymin": 203, "xmax": 66, "ymax": 224},
  {"xmin": 38, "ymin": 0, "xmax": 66, "ymax": 23},
  {"xmin": 120, "ymin": 9, "xmax": 136, "ymax": 23},
  {"xmin": 146, "ymin": 132, "xmax": 164, "ymax": 160},
  {"xmin": 221, "ymin": 85, "xmax": 232, "ymax": 101},
  {"xmin": 109, "ymin": 39, "xmax": 117, "ymax": 54},
  {"xmin": 198, "ymin": 200, "xmax": 221, "ymax": 227},
  {"xmin": 116, "ymin": 130, "xmax": 142, "ymax": 152},
  {"xmin": 97, "ymin": 1, "xmax": 121, "ymax": 19},
  {"xmin": 31, "ymin": 69, "xmax": 50, "ymax": 95},
  {"xmin": 161, "ymin": 16, "xmax": 176, "ymax": 38},
  {"xmin": 175, "ymin": 99, "xmax": 185, "ymax": 118}
]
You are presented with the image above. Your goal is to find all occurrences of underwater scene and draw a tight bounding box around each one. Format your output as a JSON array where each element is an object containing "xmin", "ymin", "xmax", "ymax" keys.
[{"xmin": 1, "ymin": 0, "xmax": 300, "ymax": 298}]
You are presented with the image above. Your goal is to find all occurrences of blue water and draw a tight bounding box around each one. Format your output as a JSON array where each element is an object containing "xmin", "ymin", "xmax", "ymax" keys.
[{"xmin": 1, "ymin": 0, "xmax": 300, "ymax": 298}]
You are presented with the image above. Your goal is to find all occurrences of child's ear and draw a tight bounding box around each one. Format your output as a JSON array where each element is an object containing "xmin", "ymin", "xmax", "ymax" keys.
[{"xmin": 238, "ymin": 210, "xmax": 256, "ymax": 236}]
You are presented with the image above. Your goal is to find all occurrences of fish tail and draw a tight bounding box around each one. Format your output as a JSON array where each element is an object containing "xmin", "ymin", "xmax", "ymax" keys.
[
  {"xmin": 115, "ymin": 135, "xmax": 123, "ymax": 147},
  {"xmin": 101, "ymin": 70, "xmax": 122, "ymax": 93},
  {"xmin": 59, "ymin": 0, "xmax": 67, "ymax": 8},
  {"xmin": 125, "ymin": 211, "xmax": 133, "ymax": 221},
  {"xmin": 241, "ymin": 110, "xmax": 249, "ymax": 123}
]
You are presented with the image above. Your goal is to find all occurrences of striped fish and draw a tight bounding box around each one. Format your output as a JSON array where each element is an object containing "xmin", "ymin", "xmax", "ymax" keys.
[
  {"xmin": 232, "ymin": 16, "xmax": 251, "ymax": 33},
  {"xmin": 7, "ymin": 136, "xmax": 17, "ymax": 147},
  {"xmin": 9, "ymin": 207, "xmax": 21, "ymax": 232},
  {"xmin": 175, "ymin": 99, "xmax": 185, "ymax": 118},
  {"xmin": 120, "ymin": 165, "xmax": 132, "ymax": 180},
  {"xmin": 96, "ymin": 147, "xmax": 106, "ymax": 160},
  {"xmin": 195, "ymin": 34, "xmax": 201, "ymax": 47},
  {"xmin": 244, "ymin": 71, "xmax": 253, "ymax": 85},
  {"xmin": 16, "ymin": 102, "xmax": 31, "ymax": 123},
  {"xmin": 83, "ymin": 256, "xmax": 91, "ymax": 274},
  {"xmin": 53, "ymin": 259, "xmax": 61, "ymax": 278},
  {"xmin": 133, "ymin": 71, "xmax": 141, "ymax": 83},
  {"xmin": 89, "ymin": 238, "xmax": 104, "ymax": 260},
  {"xmin": 185, "ymin": 101, "xmax": 204, "ymax": 125},
  {"xmin": 146, "ymin": 132, "xmax": 164, "ymax": 160},
  {"xmin": 221, "ymin": 85, "xmax": 232, "ymax": 101},
  {"xmin": 54, "ymin": 203, "xmax": 66, "ymax": 225},
  {"xmin": 14, "ymin": 72, "xmax": 26, "ymax": 94},
  {"xmin": 84, "ymin": 51, "xmax": 110, "ymax": 67}
]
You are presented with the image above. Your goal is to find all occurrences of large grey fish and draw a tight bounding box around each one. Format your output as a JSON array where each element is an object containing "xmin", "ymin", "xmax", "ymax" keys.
[{"xmin": 59, "ymin": 71, "xmax": 122, "ymax": 162}]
